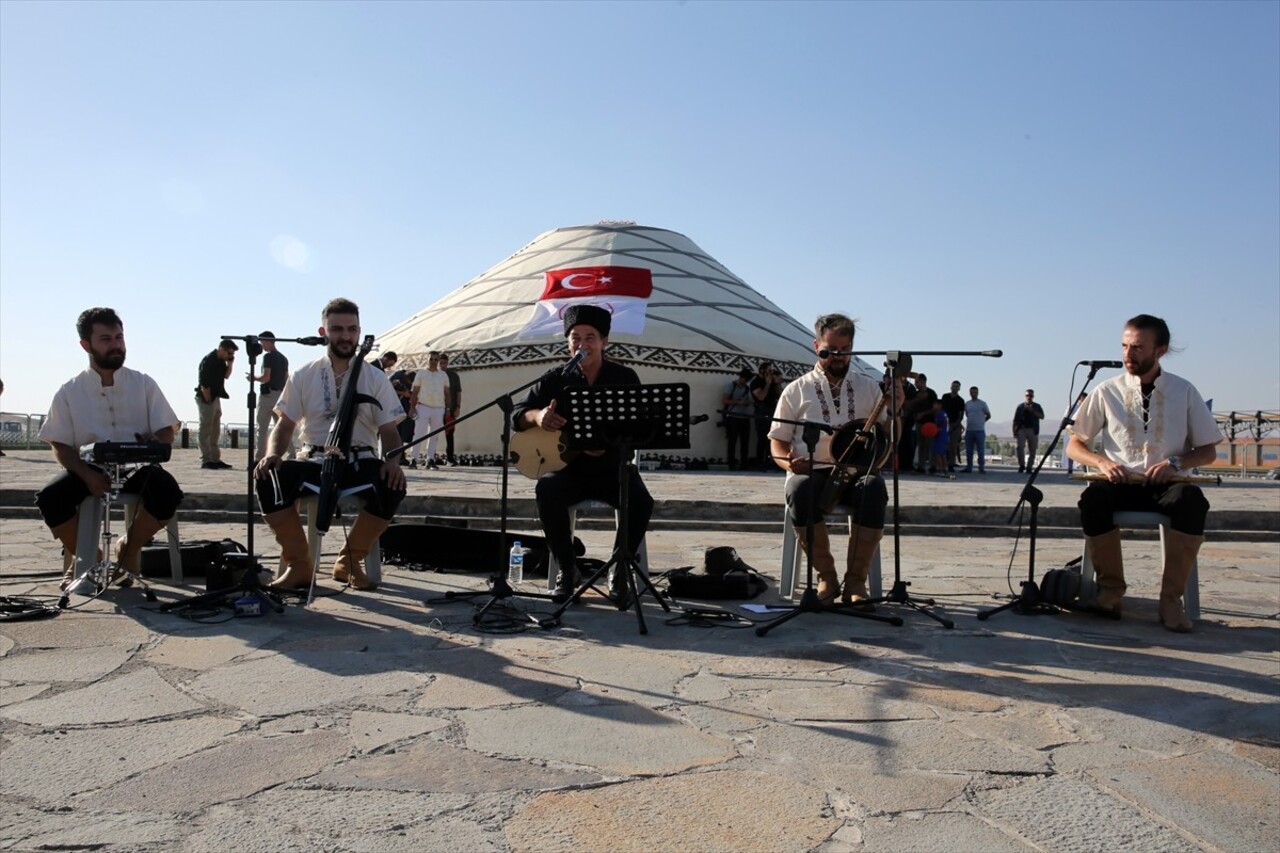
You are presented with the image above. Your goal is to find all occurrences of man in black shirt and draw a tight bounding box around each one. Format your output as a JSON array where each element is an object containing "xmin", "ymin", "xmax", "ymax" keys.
[
  {"xmin": 749, "ymin": 361, "xmax": 784, "ymax": 470},
  {"xmin": 195, "ymin": 338, "xmax": 237, "ymax": 469},
  {"xmin": 513, "ymin": 304, "xmax": 654, "ymax": 603},
  {"xmin": 1013, "ymin": 389, "xmax": 1046, "ymax": 473},
  {"xmin": 940, "ymin": 380, "xmax": 966, "ymax": 473},
  {"xmin": 252, "ymin": 332, "xmax": 290, "ymax": 461}
]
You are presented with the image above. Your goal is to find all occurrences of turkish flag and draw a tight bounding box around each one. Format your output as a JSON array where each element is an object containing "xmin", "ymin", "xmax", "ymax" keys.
[
  {"xmin": 519, "ymin": 266, "xmax": 654, "ymax": 338},
  {"xmin": 540, "ymin": 267, "xmax": 653, "ymax": 300}
]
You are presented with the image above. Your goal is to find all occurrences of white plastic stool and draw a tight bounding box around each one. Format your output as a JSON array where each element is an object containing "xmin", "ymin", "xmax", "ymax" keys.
[
  {"xmin": 546, "ymin": 499, "xmax": 649, "ymax": 591},
  {"xmin": 779, "ymin": 510, "xmax": 881, "ymax": 601},
  {"xmin": 1080, "ymin": 511, "xmax": 1200, "ymax": 620},
  {"xmin": 290, "ymin": 488, "xmax": 382, "ymax": 585},
  {"xmin": 69, "ymin": 493, "xmax": 183, "ymax": 583}
]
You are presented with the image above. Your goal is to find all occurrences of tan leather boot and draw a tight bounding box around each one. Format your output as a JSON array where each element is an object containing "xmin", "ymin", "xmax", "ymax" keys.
[
  {"xmin": 265, "ymin": 507, "xmax": 315, "ymax": 591},
  {"xmin": 52, "ymin": 519, "xmax": 79, "ymax": 590},
  {"xmin": 332, "ymin": 511, "xmax": 388, "ymax": 591},
  {"xmin": 114, "ymin": 507, "xmax": 166, "ymax": 585},
  {"xmin": 1086, "ymin": 528, "xmax": 1126, "ymax": 616},
  {"xmin": 798, "ymin": 522, "xmax": 839, "ymax": 603},
  {"xmin": 842, "ymin": 525, "xmax": 883, "ymax": 608},
  {"xmin": 1158, "ymin": 530, "xmax": 1202, "ymax": 633}
]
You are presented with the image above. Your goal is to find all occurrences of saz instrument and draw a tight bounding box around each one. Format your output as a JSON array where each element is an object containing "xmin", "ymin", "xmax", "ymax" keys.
[
  {"xmin": 509, "ymin": 428, "xmax": 577, "ymax": 479},
  {"xmin": 1071, "ymin": 471, "xmax": 1221, "ymax": 485},
  {"xmin": 817, "ymin": 389, "xmax": 894, "ymax": 513}
]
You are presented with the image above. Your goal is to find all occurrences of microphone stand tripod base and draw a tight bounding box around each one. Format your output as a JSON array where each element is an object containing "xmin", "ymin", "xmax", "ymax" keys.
[
  {"xmin": 866, "ymin": 579, "xmax": 956, "ymax": 629},
  {"xmin": 755, "ymin": 586, "xmax": 904, "ymax": 637}
]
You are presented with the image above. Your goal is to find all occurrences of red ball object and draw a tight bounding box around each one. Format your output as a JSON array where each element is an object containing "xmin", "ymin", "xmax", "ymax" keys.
[{"xmin": 920, "ymin": 422, "xmax": 939, "ymax": 439}]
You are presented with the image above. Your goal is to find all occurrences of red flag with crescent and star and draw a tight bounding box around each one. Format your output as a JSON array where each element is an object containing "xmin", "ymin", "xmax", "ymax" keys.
[{"xmin": 518, "ymin": 266, "xmax": 653, "ymax": 338}]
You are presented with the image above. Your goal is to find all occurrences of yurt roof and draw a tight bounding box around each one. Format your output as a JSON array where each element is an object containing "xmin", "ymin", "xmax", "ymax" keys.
[{"xmin": 377, "ymin": 223, "xmax": 879, "ymax": 379}]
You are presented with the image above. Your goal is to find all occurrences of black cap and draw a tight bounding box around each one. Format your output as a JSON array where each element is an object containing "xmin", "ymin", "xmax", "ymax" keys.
[{"xmin": 562, "ymin": 303, "xmax": 611, "ymax": 338}]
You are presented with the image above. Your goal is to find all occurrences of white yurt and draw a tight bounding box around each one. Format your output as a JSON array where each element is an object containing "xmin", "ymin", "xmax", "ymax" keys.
[{"xmin": 376, "ymin": 223, "xmax": 879, "ymax": 460}]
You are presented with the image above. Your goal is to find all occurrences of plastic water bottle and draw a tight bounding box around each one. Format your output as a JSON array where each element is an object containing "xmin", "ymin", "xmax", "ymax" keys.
[{"xmin": 508, "ymin": 540, "xmax": 524, "ymax": 585}]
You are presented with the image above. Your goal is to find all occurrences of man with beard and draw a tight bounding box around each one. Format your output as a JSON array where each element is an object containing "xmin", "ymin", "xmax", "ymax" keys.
[
  {"xmin": 36, "ymin": 308, "xmax": 184, "ymax": 588},
  {"xmin": 1066, "ymin": 314, "xmax": 1222, "ymax": 632},
  {"xmin": 195, "ymin": 337, "xmax": 237, "ymax": 470},
  {"xmin": 769, "ymin": 313, "xmax": 902, "ymax": 606},
  {"xmin": 254, "ymin": 298, "xmax": 406, "ymax": 592}
]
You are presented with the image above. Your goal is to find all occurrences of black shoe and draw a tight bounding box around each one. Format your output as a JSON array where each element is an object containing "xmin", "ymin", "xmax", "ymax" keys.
[
  {"xmin": 201, "ymin": 462, "xmax": 219, "ymax": 469},
  {"xmin": 216, "ymin": 461, "xmax": 234, "ymax": 469},
  {"xmin": 550, "ymin": 573, "xmax": 577, "ymax": 604},
  {"xmin": 607, "ymin": 568, "xmax": 633, "ymax": 610}
]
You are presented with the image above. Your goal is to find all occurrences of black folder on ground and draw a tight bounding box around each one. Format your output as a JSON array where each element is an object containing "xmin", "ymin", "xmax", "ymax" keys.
[{"xmin": 379, "ymin": 522, "xmax": 582, "ymax": 576}]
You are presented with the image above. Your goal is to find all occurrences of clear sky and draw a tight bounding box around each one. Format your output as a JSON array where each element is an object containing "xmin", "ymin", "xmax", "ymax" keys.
[{"xmin": 2, "ymin": 0, "xmax": 1277, "ymax": 434}]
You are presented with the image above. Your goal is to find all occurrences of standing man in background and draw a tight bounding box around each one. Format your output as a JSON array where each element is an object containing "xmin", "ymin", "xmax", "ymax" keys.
[
  {"xmin": 251, "ymin": 332, "xmax": 289, "ymax": 462},
  {"xmin": 408, "ymin": 351, "xmax": 451, "ymax": 469},
  {"xmin": 722, "ymin": 367, "xmax": 755, "ymax": 470},
  {"xmin": 941, "ymin": 380, "xmax": 966, "ymax": 473},
  {"xmin": 962, "ymin": 386, "xmax": 991, "ymax": 474},
  {"xmin": 1013, "ymin": 389, "xmax": 1046, "ymax": 473},
  {"xmin": 439, "ymin": 352, "xmax": 462, "ymax": 466},
  {"xmin": 196, "ymin": 338, "xmax": 237, "ymax": 470},
  {"xmin": 750, "ymin": 361, "xmax": 783, "ymax": 470}
]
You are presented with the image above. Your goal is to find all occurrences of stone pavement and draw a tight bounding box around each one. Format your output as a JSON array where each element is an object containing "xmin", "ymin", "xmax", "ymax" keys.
[{"xmin": 1, "ymin": 449, "xmax": 1277, "ymax": 852}]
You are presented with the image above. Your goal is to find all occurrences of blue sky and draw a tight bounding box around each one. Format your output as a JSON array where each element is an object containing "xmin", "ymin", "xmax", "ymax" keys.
[{"xmin": 2, "ymin": 0, "xmax": 1277, "ymax": 431}]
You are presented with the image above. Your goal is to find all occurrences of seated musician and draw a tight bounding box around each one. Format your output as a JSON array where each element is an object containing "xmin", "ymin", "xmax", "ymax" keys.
[
  {"xmin": 35, "ymin": 308, "xmax": 183, "ymax": 588},
  {"xmin": 768, "ymin": 313, "xmax": 900, "ymax": 606},
  {"xmin": 512, "ymin": 304, "xmax": 654, "ymax": 604},
  {"xmin": 254, "ymin": 298, "xmax": 406, "ymax": 592},
  {"xmin": 1066, "ymin": 314, "xmax": 1222, "ymax": 632}
]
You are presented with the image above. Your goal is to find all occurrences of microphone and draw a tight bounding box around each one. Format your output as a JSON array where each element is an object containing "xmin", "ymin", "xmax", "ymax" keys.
[
  {"xmin": 1078, "ymin": 360, "xmax": 1123, "ymax": 369},
  {"xmin": 688, "ymin": 414, "xmax": 709, "ymax": 425},
  {"xmin": 983, "ymin": 350, "xmax": 1003, "ymax": 357},
  {"xmin": 561, "ymin": 350, "xmax": 586, "ymax": 375},
  {"xmin": 298, "ymin": 336, "xmax": 328, "ymax": 346}
]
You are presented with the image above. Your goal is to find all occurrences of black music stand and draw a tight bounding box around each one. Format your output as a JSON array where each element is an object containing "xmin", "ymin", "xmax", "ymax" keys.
[
  {"xmin": 860, "ymin": 352, "xmax": 954, "ymax": 628},
  {"xmin": 978, "ymin": 364, "xmax": 1105, "ymax": 621},
  {"xmin": 538, "ymin": 383, "xmax": 690, "ymax": 635},
  {"xmin": 755, "ymin": 417, "xmax": 903, "ymax": 636}
]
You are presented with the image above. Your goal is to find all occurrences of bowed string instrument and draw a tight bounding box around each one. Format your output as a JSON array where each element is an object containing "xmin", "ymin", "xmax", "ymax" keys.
[{"xmin": 816, "ymin": 377, "xmax": 896, "ymax": 513}]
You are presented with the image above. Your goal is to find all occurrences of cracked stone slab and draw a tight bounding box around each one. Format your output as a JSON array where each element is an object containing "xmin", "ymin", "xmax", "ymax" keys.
[
  {"xmin": 830, "ymin": 769, "xmax": 970, "ymax": 815},
  {"xmin": 1091, "ymin": 750, "xmax": 1280, "ymax": 851},
  {"xmin": 0, "ymin": 801, "xmax": 186, "ymax": 851},
  {"xmin": 2, "ymin": 668, "xmax": 204, "ymax": 726},
  {"xmin": 97, "ymin": 729, "xmax": 350, "ymax": 812},
  {"xmin": 548, "ymin": 647, "xmax": 695, "ymax": 708},
  {"xmin": 753, "ymin": 719, "xmax": 1049, "ymax": 779},
  {"xmin": 0, "ymin": 646, "xmax": 133, "ymax": 683},
  {"xmin": 506, "ymin": 770, "xmax": 839, "ymax": 852},
  {"xmin": 0, "ymin": 613, "xmax": 151, "ymax": 651},
  {"xmin": 852, "ymin": 811, "xmax": 1040, "ymax": 852},
  {"xmin": 976, "ymin": 774, "xmax": 1201, "ymax": 852},
  {"xmin": 185, "ymin": 651, "xmax": 427, "ymax": 716},
  {"xmin": 415, "ymin": 649, "xmax": 578, "ymax": 710},
  {"xmin": 953, "ymin": 708, "xmax": 1085, "ymax": 751},
  {"xmin": 763, "ymin": 684, "xmax": 939, "ymax": 723},
  {"xmin": 317, "ymin": 737, "xmax": 600, "ymax": 793},
  {"xmin": 675, "ymin": 669, "xmax": 733, "ymax": 702},
  {"xmin": 141, "ymin": 627, "xmax": 288, "ymax": 669},
  {"xmin": 0, "ymin": 682, "xmax": 48, "ymax": 706},
  {"xmin": 462, "ymin": 702, "xmax": 736, "ymax": 776},
  {"xmin": 190, "ymin": 788, "xmax": 498, "ymax": 852},
  {"xmin": 349, "ymin": 709, "xmax": 449, "ymax": 752},
  {"xmin": 0, "ymin": 716, "xmax": 241, "ymax": 802}
]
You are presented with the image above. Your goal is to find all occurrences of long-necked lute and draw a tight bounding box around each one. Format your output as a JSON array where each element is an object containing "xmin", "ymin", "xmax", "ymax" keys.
[{"xmin": 314, "ymin": 335, "xmax": 380, "ymax": 535}]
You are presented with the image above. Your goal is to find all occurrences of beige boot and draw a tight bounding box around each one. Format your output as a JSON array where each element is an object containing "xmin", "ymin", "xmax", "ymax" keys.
[
  {"xmin": 52, "ymin": 519, "xmax": 80, "ymax": 590},
  {"xmin": 1158, "ymin": 530, "xmax": 1202, "ymax": 633},
  {"xmin": 841, "ymin": 525, "xmax": 883, "ymax": 608},
  {"xmin": 265, "ymin": 507, "xmax": 315, "ymax": 591},
  {"xmin": 332, "ymin": 511, "xmax": 388, "ymax": 591},
  {"xmin": 798, "ymin": 521, "xmax": 840, "ymax": 603},
  {"xmin": 115, "ymin": 507, "xmax": 166, "ymax": 585},
  {"xmin": 1086, "ymin": 529, "xmax": 1126, "ymax": 616}
]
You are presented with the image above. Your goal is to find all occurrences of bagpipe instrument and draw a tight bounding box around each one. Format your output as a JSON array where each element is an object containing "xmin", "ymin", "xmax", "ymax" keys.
[{"xmin": 816, "ymin": 386, "xmax": 894, "ymax": 514}]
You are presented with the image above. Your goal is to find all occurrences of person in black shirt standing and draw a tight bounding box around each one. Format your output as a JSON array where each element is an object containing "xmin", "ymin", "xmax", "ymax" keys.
[
  {"xmin": 196, "ymin": 338, "xmax": 237, "ymax": 469},
  {"xmin": 513, "ymin": 304, "xmax": 654, "ymax": 603},
  {"xmin": 251, "ymin": 332, "xmax": 290, "ymax": 461},
  {"xmin": 1013, "ymin": 389, "xmax": 1046, "ymax": 473},
  {"xmin": 940, "ymin": 380, "xmax": 966, "ymax": 473},
  {"xmin": 749, "ymin": 361, "xmax": 784, "ymax": 470}
]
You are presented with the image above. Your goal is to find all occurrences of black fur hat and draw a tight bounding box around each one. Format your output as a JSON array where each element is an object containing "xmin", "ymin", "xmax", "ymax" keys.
[{"xmin": 562, "ymin": 303, "xmax": 611, "ymax": 338}]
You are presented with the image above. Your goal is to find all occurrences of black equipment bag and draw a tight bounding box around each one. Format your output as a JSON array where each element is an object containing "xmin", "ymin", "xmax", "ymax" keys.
[
  {"xmin": 380, "ymin": 522, "xmax": 582, "ymax": 576},
  {"xmin": 1041, "ymin": 556, "xmax": 1083, "ymax": 607},
  {"xmin": 139, "ymin": 539, "xmax": 248, "ymax": 579},
  {"xmin": 665, "ymin": 546, "xmax": 769, "ymax": 600}
]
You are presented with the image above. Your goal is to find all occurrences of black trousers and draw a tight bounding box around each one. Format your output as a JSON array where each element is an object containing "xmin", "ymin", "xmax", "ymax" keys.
[
  {"xmin": 785, "ymin": 469, "xmax": 888, "ymax": 529},
  {"xmin": 1078, "ymin": 480, "xmax": 1209, "ymax": 537},
  {"xmin": 36, "ymin": 464, "xmax": 184, "ymax": 528},
  {"xmin": 535, "ymin": 463, "xmax": 653, "ymax": 575},
  {"xmin": 256, "ymin": 459, "xmax": 405, "ymax": 520}
]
